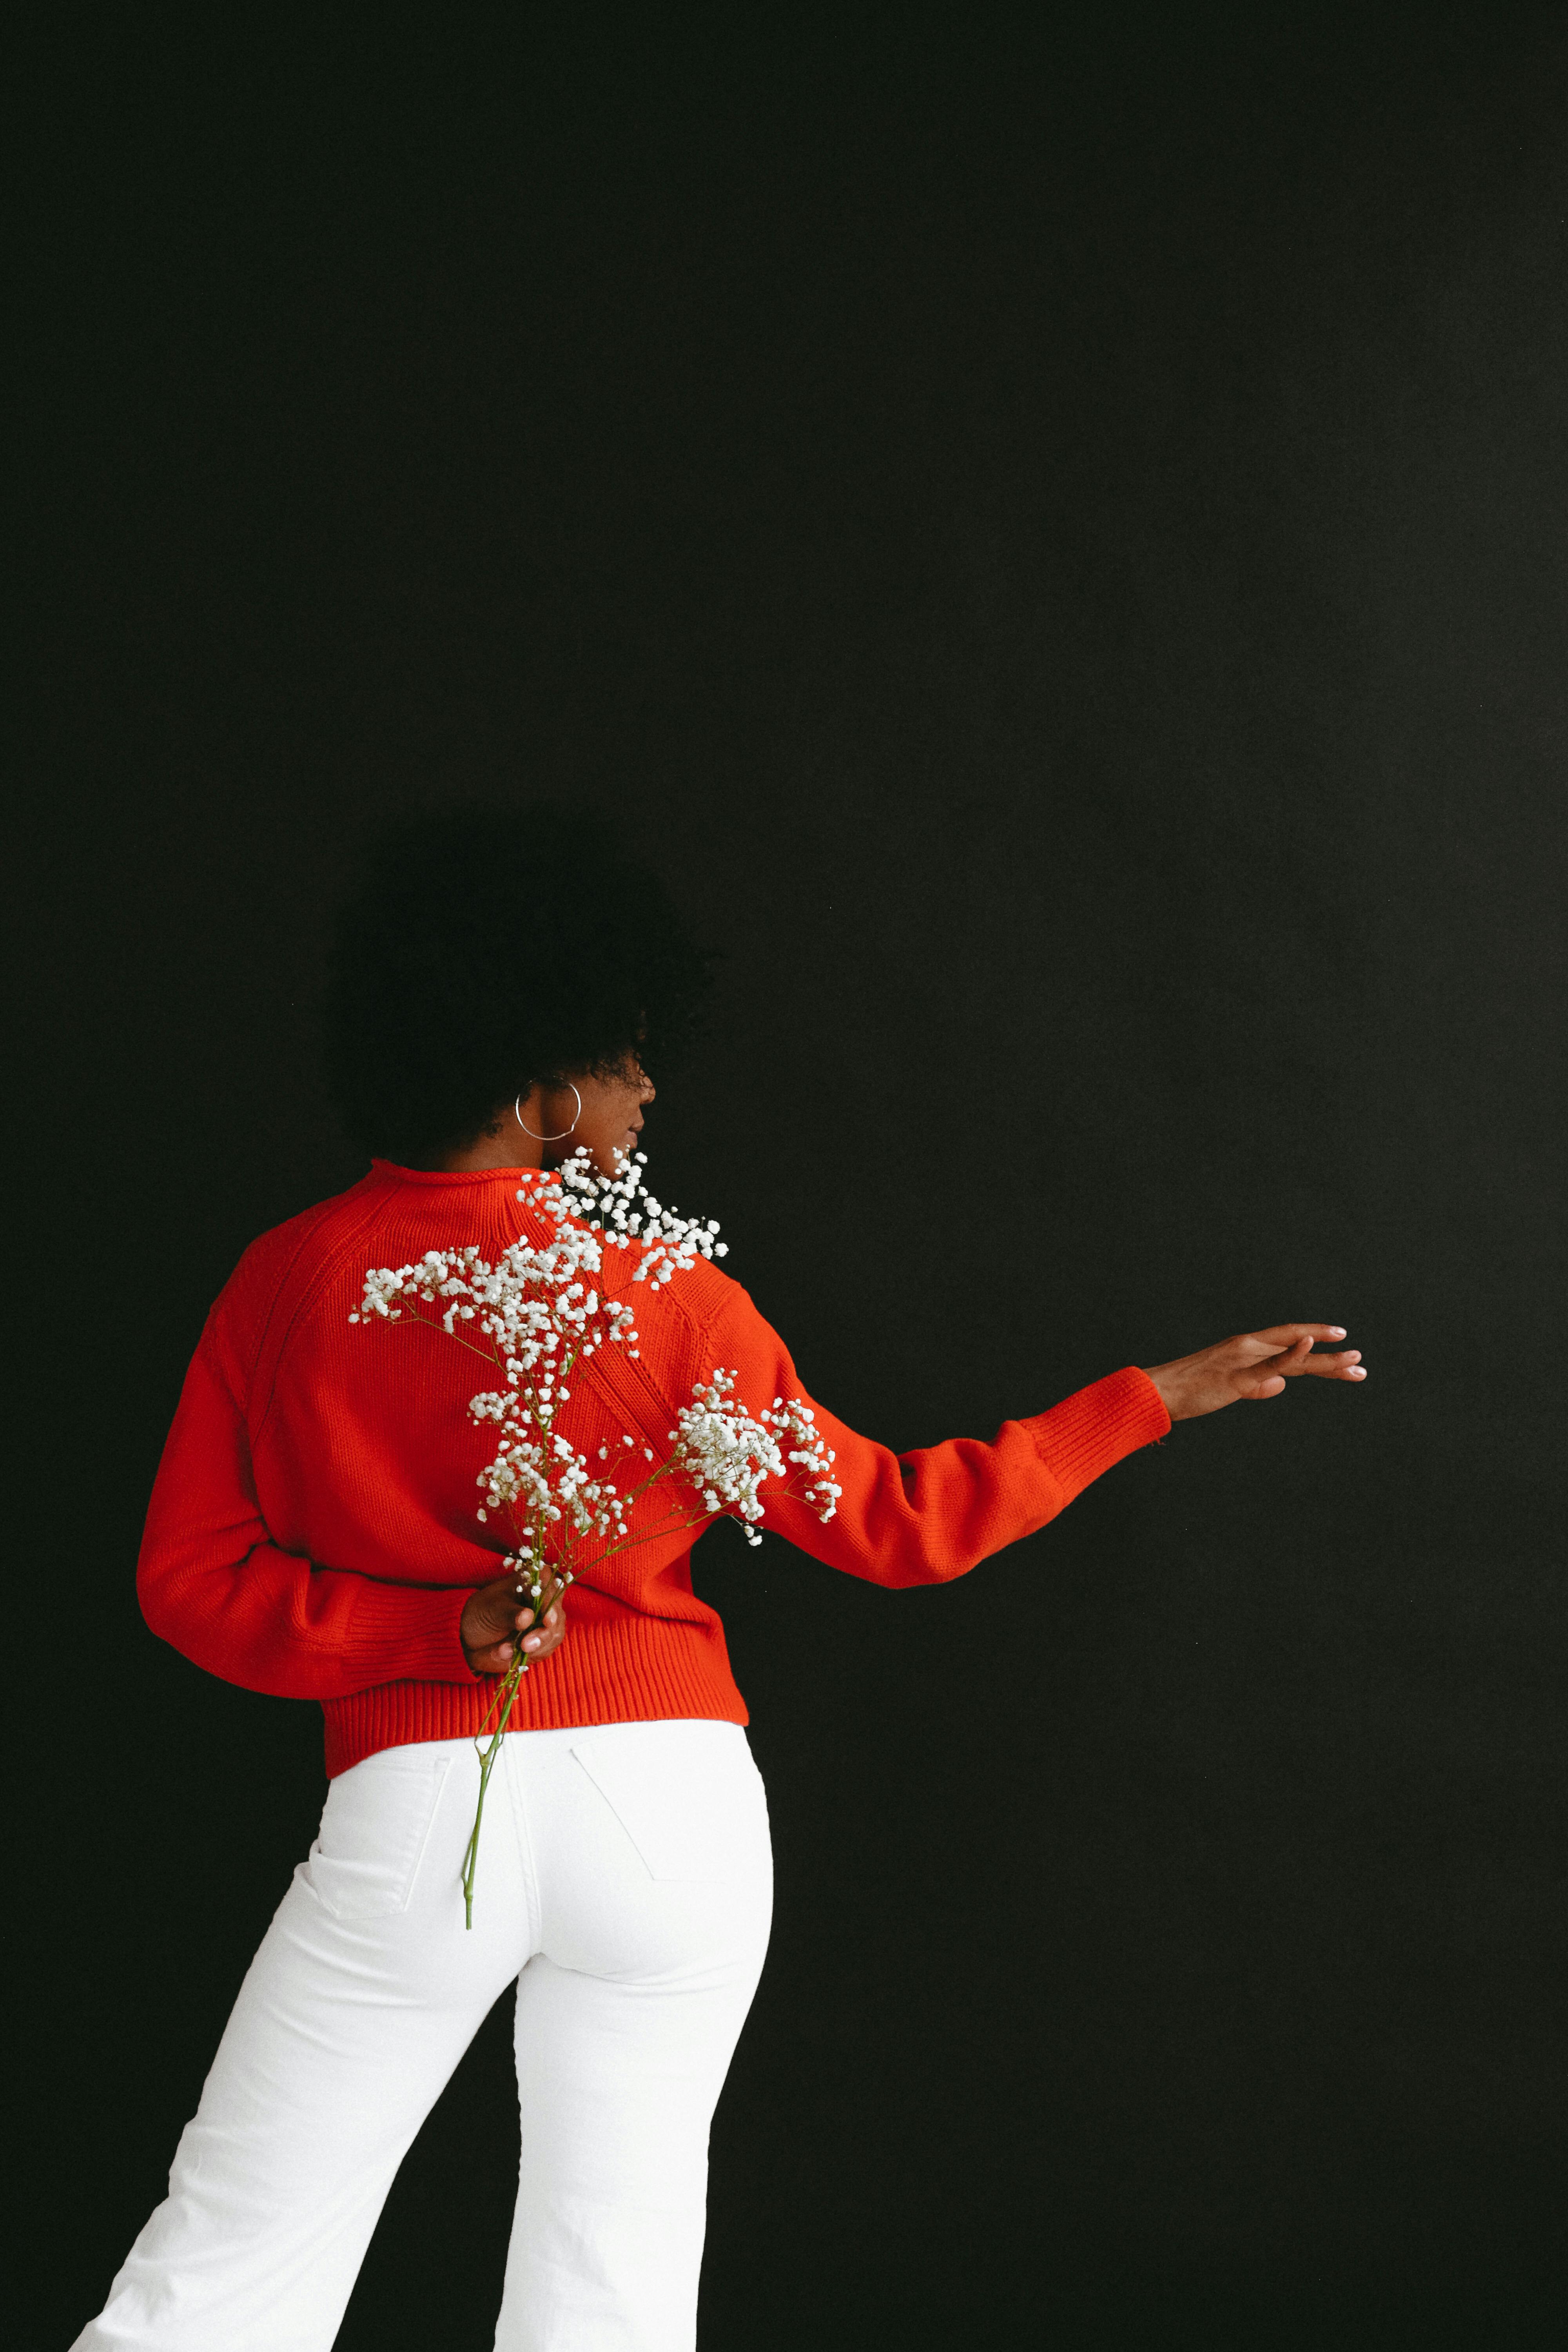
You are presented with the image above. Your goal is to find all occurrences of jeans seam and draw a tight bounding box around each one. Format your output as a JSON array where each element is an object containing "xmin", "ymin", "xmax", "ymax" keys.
[
  {"xmin": 397, "ymin": 1754, "xmax": 453, "ymax": 1912},
  {"xmin": 504, "ymin": 1735, "xmax": 544, "ymax": 1954}
]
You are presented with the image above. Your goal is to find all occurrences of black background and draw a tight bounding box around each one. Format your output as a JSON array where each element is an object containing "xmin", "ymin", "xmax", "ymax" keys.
[{"xmin": 13, "ymin": 6, "xmax": 1568, "ymax": 2345}]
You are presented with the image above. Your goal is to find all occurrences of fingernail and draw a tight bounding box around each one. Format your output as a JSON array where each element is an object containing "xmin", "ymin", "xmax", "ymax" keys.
[
  {"xmin": 1330, "ymin": 1326, "xmax": 1346, "ymax": 1337},
  {"xmin": 1350, "ymin": 1366, "xmax": 1367, "ymax": 1378},
  {"xmin": 498, "ymin": 1643, "xmax": 514, "ymax": 1659},
  {"xmin": 523, "ymin": 1635, "xmax": 541, "ymax": 1651}
]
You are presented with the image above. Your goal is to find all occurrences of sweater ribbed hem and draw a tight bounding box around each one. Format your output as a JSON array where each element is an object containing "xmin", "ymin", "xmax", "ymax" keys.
[
  {"xmin": 322, "ymin": 1612, "xmax": 748, "ymax": 1777},
  {"xmin": 1021, "ymin": 1365, "xmax": 1170, "ymax": 1504}
]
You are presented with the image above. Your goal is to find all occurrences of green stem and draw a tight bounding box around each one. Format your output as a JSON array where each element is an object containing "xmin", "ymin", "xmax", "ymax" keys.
[
  {"xmin": 459, "ymin": 1554, "xmax": 576, "ymax": 1928},
  {"xmin": 462, "ymin": 1650, "xmax": 528, "ymax": 1929},
  {"xmin": 390, "ymin": 1308, "xmax": 508, "ymax": 1371}
]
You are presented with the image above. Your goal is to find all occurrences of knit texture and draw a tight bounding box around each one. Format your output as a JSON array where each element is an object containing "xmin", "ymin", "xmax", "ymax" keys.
[{"xmin": 138, "ymin": 1161, "xmax": 1171, "ymax": 1774}]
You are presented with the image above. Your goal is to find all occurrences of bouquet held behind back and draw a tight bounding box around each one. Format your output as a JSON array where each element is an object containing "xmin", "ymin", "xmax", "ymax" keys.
[{"xmin": 353, "ymin": 1144, "xmax": 839, "ymax": 1924}]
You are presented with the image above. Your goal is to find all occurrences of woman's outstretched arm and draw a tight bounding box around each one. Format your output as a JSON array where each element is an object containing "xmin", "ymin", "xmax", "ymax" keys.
[{"xmin": 693, "ymin": 1285, "xmax": 1362, "ymax": 1586}]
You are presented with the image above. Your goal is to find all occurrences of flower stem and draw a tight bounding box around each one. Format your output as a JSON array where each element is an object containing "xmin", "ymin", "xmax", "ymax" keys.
[
  {"xmin": 461, "ymin": 1650, "xmax": 527, "ymax": 1929},
  {"xmin": 459, "ymin": 1561, "xmax": 572, "ymax": 1928}
]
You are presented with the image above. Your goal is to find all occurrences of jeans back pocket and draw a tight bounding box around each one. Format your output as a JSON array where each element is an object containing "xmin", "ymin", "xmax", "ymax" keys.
[
  {"xmin": 568, "ymin": 1723, "xmax": 769, "ymax": 1882},
  {"xmin": 306, "ymin": 1746, "xmax": 453, "ymax": 1918}
]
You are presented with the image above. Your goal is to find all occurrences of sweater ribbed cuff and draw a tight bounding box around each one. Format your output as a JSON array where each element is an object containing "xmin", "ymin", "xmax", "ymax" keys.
[
  {"xmin": 1022, "ymin": 1365, "xmax": 1171, "ymax": 1506},
  {"xmin": 341, "ymin": 1580, "xmax": 477, "ymax": 1686}
]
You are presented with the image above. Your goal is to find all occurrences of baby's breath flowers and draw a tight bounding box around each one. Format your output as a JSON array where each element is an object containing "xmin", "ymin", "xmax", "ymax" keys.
[{"xmin": 354, "ymin": 1148, "xmax": 838, "ymax": 1925}]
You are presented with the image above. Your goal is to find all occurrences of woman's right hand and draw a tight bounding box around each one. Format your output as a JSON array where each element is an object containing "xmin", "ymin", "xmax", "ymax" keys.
[
  {"xmin": 1142, "ymin": 1323, "xmax": 1365, "ymax": 1421},
  {"xmin": 460, "ymin": 1569, "xmax": 568, "ymax": 1678}
]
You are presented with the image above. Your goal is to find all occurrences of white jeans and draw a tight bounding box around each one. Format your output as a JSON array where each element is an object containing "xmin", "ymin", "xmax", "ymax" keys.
[{"xmin": 74, "ymin": 1720, "xmax": 773, "ymax": 2352}]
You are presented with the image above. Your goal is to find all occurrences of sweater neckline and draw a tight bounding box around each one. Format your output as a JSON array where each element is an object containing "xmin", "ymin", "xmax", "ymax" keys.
[{"xmin": 370, "ymin": 1158, "xmax": 556, "ymax": 1189}]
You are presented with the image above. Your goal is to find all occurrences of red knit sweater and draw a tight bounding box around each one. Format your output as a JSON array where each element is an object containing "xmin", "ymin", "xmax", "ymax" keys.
[{"xmin": 137, "ymin": 1160, "xmax": 1171, "ymax": 1776}]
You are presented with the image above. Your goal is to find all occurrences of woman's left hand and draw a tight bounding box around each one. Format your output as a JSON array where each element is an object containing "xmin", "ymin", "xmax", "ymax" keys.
[
  {"xmin": 1142, "ymin": 1324, "xmax": 1366, "ymax": 1421},
  {"xmin": 460, "ymin": 1569, "xmax": 569, "ymax": 1678}
]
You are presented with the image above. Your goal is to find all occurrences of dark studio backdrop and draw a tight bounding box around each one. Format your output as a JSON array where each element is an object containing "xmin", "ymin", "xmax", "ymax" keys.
[{"xmin": 12, "ymin": 6, "xmax": 1568, "ymax": 2346}]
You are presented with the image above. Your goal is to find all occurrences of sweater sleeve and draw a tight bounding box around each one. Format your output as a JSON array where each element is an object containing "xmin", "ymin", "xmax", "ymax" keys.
[
  {"xmin": 697, "ymin": 1284, "xmax": 1171, "ymax": 1586},
  {"xmin": 136, "ymin": 1324, "xmax": 479, "ymax": 1699}
]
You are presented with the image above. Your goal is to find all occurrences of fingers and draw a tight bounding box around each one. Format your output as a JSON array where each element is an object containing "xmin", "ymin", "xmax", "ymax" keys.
[
  {"xmin": 1258, "ymin": 1340, "xmax": 1367, "ymax": 1381},
  {"xmin": 465, "ymin": 1601, "xmax": 565, "ymax": 1679},
  {"xmin": 502, "ymin": 1595, "xmax": 566, "ymax": 1659},
  {"xmin": 464, "ymin": 1622, "xmax": 518, "ymax": 1673},
  {"xmin": 521, "ymin": 1601, "xmax": 565, "ymax": 1658},
  {"xmin": 1244, "ymin": 1328, "xmax": 1367, "ymax": 1379},
  {"xmin": 461, "ymin": 1564, "xmax": 570, "ymax": 1679},
  {"xmin": 1250, "ymin": 1324, "xmax": 1350, "ymax": 1347},
  {"xmin": 1298, "ymin": 1349, "xmax": 1366, "ymax": 1380},
  {"xmin": 1239, "ymin": 1341, "xmax": 1367, "ymax": 1398},
  {"xmin": 1234, "ymin": 1336, "xmax": 1308, "ymax": 1395}
]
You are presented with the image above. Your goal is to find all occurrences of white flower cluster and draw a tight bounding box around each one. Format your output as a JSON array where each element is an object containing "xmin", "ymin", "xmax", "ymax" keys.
[
  {"xmin": 353, "ymin": 1147, "xmax": 836, "ymax": 1595},
  {"xmin": 762, "ymin": 1394, "xmax": 842, "ymax": 1523},
  {"xmin": 354, "ymin": 1197, "xmax": 635, "ymax": 1591},
  {"xmin": 558, "ymin": 1146, "xmax": 728, "ymax": 1291},
  {"xmin": 671, "ymin": 1372, "xmax": 841, "ymax": 1546}
]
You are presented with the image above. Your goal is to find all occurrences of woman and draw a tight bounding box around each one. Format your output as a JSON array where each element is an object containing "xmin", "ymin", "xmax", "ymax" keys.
[{"xmin": 75, "ymin": 808, "xmax": 1365, "ymax": 2352}]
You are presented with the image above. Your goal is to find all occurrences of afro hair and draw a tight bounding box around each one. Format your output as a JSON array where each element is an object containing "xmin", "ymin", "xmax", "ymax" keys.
[{"xmin": 322, "ymin": 802, "xmax": 713, "ymax": 1164}]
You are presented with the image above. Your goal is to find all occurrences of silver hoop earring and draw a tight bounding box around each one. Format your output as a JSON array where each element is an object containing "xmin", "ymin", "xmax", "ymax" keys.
[{"xmin": 515, "ymin": 1083, "xmax": 582, "ymax": 1143}]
